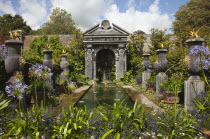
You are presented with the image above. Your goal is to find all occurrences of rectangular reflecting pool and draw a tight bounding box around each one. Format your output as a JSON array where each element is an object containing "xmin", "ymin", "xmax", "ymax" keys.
[{"xmin": 76, "ymin": 84, "xmax": 133, "ymax": 109}]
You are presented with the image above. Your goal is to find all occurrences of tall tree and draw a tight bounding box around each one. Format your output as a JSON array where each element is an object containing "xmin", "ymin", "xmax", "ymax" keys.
[
  {"xmin": 39, "ymin": 8, "xmax": 76, "ymax": 35},
  {"xmin": 173, "ymin": 0, "xmax": 210, "ymax": 45},
  {"xmin": 0, "ymin": 14, "xmax": 32, "ymax": 36}
]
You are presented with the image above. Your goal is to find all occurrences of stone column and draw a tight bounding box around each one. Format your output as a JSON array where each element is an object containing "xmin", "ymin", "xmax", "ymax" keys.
[
  {"xmin": 156, "ymin": 49, "xmax": 168, "ymax": 96},
  {"xmin": 142, "ymin": 54, "xmax": 151, "ymax": 89},
  {"xmin": 93, "ymin": 53, "xmax": 96, "ymax": 79},
  {"xmin": 115, "ymin": 53, "xmax": 120, "ymax": 79},
  {"xmin": 85, "ymin": 45, "xmax": 94, "ymax": 79},
  {"xmin": 116, "ymin": 44, "xmax": 125, "ymax": 79},
  {"xmin": 184, "ymin": 37, "xmax": 205, "ymax": 112}
]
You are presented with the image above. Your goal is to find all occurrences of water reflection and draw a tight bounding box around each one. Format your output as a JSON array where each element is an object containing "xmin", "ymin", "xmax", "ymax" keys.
[{"xmin": 76, "ymin": 84, "xmax": 133, "ymax": 109}]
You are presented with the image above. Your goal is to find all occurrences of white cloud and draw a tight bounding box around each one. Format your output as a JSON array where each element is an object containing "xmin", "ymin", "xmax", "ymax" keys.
[
  {"xmin": 19, "ymin": 0, "xmax": 48, "ymax": 30},
  {"xmin": 104, "ymin": 0, "xmax": 172, "ymax": 34},
  {"xmin": 50, "ymin": 0, "xmax": 113, "ymax": 31},
  {"xmin": 0, "ymin": 0, "xmax": 16, "ymax": 15}
]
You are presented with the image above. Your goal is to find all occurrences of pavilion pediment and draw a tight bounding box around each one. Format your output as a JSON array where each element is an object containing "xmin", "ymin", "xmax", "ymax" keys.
[{"xmin": 84, "ymin": 20, "xmax": 129, "ymax": 44}]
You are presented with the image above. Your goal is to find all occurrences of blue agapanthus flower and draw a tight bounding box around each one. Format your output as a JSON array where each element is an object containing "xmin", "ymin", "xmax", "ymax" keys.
[
  {"xmin": 29, "ymin": 64, "xmax": 53, "ymax": 80},
  {"xmin": 189, "ymin": 45, "xmax": 210, "ymax": 56},
  {"xmin": 0, "ymin": 44, "xmax": 7, "ymax": 61},
  {"xmin": 190, "ymin": 46, "xmax": 210, "ymax": 70},
  {"xmin": 5, "ymin": 79, "xmax": 28, "ymax": 100}
]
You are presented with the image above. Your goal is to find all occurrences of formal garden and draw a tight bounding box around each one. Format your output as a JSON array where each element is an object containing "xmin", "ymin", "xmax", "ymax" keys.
[{"xmin": 0, "ymin": 0, "xmax": 210, "ymax": 138}]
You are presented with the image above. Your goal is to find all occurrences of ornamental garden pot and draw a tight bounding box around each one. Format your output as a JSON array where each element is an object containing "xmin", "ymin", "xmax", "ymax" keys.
[
  {"xmin": 4, "ymin": 40, "xmax": 23, "ymax": 74},
  {"xmin": 162, "ymin": 91, "xmax": 181, "ymax": 104},
  {"xmin": 143, "ymin": 54, "xmax": 151, "ymax": 71},
  {"xmin": 43, "ymin": 50, "xmax": 53, "ymax": 69},
  {"xmin": 156, "ymin": 49, "xmax": 168, "ymax": 72},
  {"xmin": 60, "ymin": 54, "xmax": 69, "ymax": 70},
  {"xmin": 185, "ymin": 37, "xmax": 205, "ymax": 75}
]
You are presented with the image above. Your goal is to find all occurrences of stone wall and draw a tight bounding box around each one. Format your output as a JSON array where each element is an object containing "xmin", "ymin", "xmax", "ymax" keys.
[{"xmin": 22, "ymin": 35, "xmax": 73, "ymax": 49}]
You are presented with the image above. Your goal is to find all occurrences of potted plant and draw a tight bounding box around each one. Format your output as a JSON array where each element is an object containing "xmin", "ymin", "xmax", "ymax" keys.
[{"xmin": 160, "ymin": 72, "xmax": 184, "ymax": 103}]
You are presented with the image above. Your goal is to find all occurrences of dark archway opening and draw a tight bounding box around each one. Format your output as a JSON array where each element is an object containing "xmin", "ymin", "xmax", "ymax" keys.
[{"xmin": 96, "ymin": 49, "xmax": 115, "ymax": 82}]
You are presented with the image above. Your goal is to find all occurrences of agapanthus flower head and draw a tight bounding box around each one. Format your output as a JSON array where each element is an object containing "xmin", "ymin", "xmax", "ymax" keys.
[
  {"xmin": 189, "ymin": 45, "xmax": 210, "ymax": 57},
  {"xmin": 154, "ymin": 61, "xmax": 167, "ymax": 68},
  {"xmin": 0, "ymin": 44, "xmax": 7, "ymax": 61},
  {"xmin": 189, "ymin": 46, "xmax": 210, "ymax": 70},
  {"xmin": 29, "ymin": 64, "xmax": 53, "ymax": 80},
  {"xmin": 5, "ymin": 78, "xmax": 28, "ymax": 99}
]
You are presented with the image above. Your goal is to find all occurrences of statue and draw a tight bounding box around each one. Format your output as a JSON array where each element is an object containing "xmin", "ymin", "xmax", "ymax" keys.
[{"xmin": 9, "ymin": 30, "xmax": 23, "ymax": 40}]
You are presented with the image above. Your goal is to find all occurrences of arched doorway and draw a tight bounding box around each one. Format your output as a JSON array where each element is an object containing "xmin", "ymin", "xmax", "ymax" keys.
[{"xmin": 96, "ymin": 49, "xmax": 115, "ymax": 82}]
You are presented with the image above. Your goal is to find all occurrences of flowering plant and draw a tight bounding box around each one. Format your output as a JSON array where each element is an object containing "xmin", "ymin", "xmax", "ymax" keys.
[
  {"xmin": 5, "ymin": 79, "xmax": 28, "ymax": 100},
  {"xmin": 29, "ymin": 64, "xmax": 53, "ymax": 81},
  {"xmin": 0, "ymin": 44, "xmax": 7, "ymax": 61},
  {"xmin": 189, "ymin": 45, "xmax": 210, "ymax": 71}
]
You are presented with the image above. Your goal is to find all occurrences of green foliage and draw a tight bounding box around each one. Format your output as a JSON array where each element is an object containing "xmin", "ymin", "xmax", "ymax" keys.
[
  {"xmin": 160, "ymin": 72, "xmax": 184, "ymax": 92},
  {"xmin": 116, "ymin": 70, "xmax": 137, "ymax": 86},
  {"xmin": 173, "ymin": 0, "xmax": 210, "ymax": 45},
  {"xmin": 0, "ymin": 94, "xmax": 10, "ymax": 111},
  {"xmin": 0, "ymin": 14, "xmax": 32, "ymax": 36},
  {"xmin": 166, "ymin": 45, "xmax": 189, "ymax": 79},
  {"xmin": 37, "ymin": 8, "xmax": 76, "ymax": 35},
  {"xmin": 127, "ymin": 33, "xmax": 146, "ymax": 74},
  {"xmin": 150, "ymin": 28, "xmax": 171, "ymax": 51},
  {"xmin": 24, "ymin": 35, "xmax": 67, "ymax": 64},
  {"xmin": 68, "ymin": 29, "xmax": 85, "ymax": 77},
  {"xmin": 52, "ymin": 106, "xmax": 92, "ymax": 139}
]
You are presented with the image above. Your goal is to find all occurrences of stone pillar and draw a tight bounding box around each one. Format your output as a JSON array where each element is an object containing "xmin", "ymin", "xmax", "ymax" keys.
[
  {"xmin": 142, "ymin": 54, "xmax": 151, "ymax": 89},
  {"xmin": 184, "ymin": 37, "xmax": 205, "ymax": 112},
  {"xmin": 85, "ymin": 45, "xmax": 94, "ymax": 79},
  {"xmin": 116, "ymin": 44, "xmax": 125, "ymax": 79},
  {"xmin": 93, "ymin": 53, "xmax": 96, "ymax": 79},
  {"xmin": 156, "ymin": 49, "xmax": 168, "ymax": 96},
  {"xmin": 115, "ymin": 53, "xmax": 120, "ymax": 79}
]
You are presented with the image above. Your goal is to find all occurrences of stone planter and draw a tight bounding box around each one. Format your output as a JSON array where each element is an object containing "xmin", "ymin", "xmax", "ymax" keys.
[
  {"xmin": 143, "ymin": 54, "xmax": 151, "ymax": 70},
  {"xmin": 4, "ymin": 40, "xmax": 23, "ymax": 74},
  {"xmin": 60, "ymin": 54, "xmax": 69, "ymax": 70},
  {"xmin": 142, "ymin": 54, "xmax": 151, "ymax": 89},
  {"xmin": 156, "ymin": 49, "xmax": 168, "ymax": 96},
  {"xmin": 185, "ymin": 37, "xmax": 205, "ymax": 75},
  {"xmin": 43, "ymin": 50, "xmax": 53, "ymax": 69},
  {"xmin": 162, "ymin": 91, "xmax": 181, "ymax": 104},
  {"xmin": 60, "ymin": 54, "xmax": 69, "ymax": 81},
  {"xmin": 184, "ymin": 36, "xmax": 205, "ymax": 112},
  {"xmin": 156, "ymin": 49, "xmax": 168, "ymax": 72}
]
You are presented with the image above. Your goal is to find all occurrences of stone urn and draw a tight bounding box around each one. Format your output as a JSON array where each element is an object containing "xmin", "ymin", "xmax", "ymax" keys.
[
  {"xmin": 60, "ymin": 54, "xmax": 69, "ymax": 70},
  {"xmin": 185, "ymin": 37, "xmax": 205, "ymax": 75},
  {"xmin": 5, "ymin": 40, "xmax": 23, "ymax": 74},
  {"xmin": 43, "ymin": 50, "xmax": 53, "ymax": 69},
  {"xmin": 60, "ymin": 54, "xmax": 69, "ymax": 81},
  {"xmin": 143, "ymin": 54, "xmax": 151, "ymax": 71},
  {"xmin": 156, "ymin": 49, "xmax": 168, "ymax": 72}
]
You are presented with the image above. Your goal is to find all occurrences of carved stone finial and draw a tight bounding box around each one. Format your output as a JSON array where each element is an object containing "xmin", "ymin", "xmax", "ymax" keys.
[{"xmin": 101, "ymin": 20, "xmax": 111, "ymax": 30}]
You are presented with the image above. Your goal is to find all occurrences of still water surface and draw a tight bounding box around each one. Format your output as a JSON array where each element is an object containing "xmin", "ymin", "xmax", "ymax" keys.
[{"xmin": 76, "ymin": 84, "xmax": 133, "ymax": 109}]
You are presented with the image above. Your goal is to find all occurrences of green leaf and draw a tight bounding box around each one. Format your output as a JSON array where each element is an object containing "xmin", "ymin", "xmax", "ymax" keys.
[
  {"xmin": 115, "ymin": 133, "xmax": 121, "ymax": 139},
  {"xmin": 102, "ymin": 129, "xmax": 114, "ymax": 139}
]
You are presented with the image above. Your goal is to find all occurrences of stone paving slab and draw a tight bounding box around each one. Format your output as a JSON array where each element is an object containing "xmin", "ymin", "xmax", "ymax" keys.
[
  {"xmin": 53, "ymin": 86, "xmax": 90, "ymax": 110},
  {"xmin": 123, "ymin": 86, "xmax": 161, "ymax": 112}
]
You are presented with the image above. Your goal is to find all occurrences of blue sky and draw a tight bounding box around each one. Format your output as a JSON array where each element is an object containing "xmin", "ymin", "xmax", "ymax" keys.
[{"xmin": 0, "ymin": 0, "xmax": 190, "ymax": 34}]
